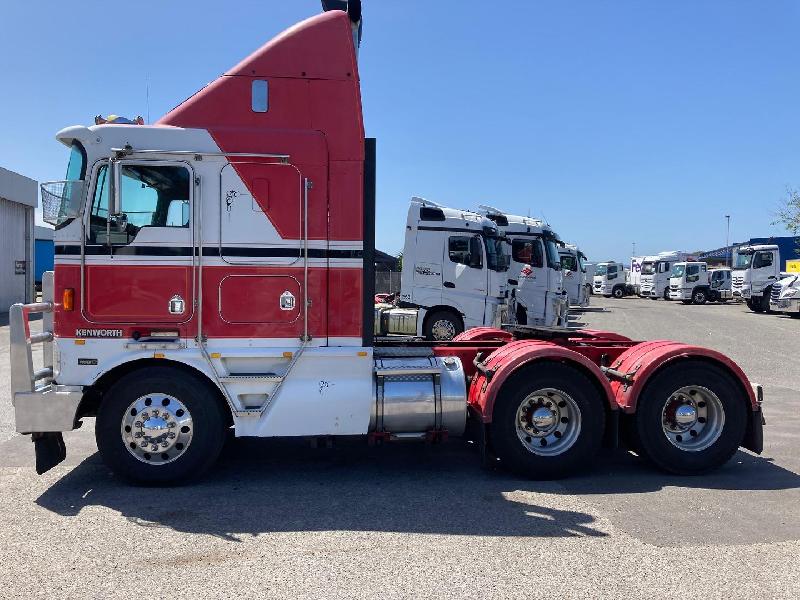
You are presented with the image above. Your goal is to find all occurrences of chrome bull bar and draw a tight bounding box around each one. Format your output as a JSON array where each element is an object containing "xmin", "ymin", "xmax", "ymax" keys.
[{"xmin": 9, "ymin": 271, "xmax": 83, "ymax": 435}]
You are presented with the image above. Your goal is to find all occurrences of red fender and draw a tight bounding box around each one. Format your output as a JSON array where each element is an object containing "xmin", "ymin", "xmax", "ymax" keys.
[
  {"xmin": 452, "ymin": 327, "xmax": 514, "ymax": 342},
  {"xmin": 575, "ymin": 329, "xmax": 633, "ymax": 343},
  {"xmin": 469, "ymin": 340, "xmax": 618, "ymax": 423},
  {"xmin": 609, "ymin": 341, "xmax": 759, "ymax": 413}
]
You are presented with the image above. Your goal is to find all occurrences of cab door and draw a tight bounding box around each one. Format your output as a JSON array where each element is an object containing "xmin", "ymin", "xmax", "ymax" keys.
[
  {"xmin": 82, "ymin": 160, "xmax": 195, "ymax": 327},
  {"xmin": 511, "ymin": 237, "xmax": 548, "ymax": 321},
  {"xmin": 441, "ymin": 234, "xmax": 487, "ymax": 327}
]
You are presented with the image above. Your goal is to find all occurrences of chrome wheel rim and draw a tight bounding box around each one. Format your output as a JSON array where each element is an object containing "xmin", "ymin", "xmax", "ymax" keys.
[
  {"xmin": 515, "ymin": 388, "xmax": 582, "ymax": 456},
  {"xmin": 431, "ymin": 319, "xmax": 457, "ymax": 340},
  {"xmin": 661, "ymin": 385, "xmax": 724, "ymax": 452},
  {"xmin": 121, "ymin": 394, "xmax": 193, "ymax": 464}
]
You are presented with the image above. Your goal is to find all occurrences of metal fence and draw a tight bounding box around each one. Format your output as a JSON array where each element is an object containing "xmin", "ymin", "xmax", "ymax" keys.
[{"xmin": 375, "ymin": 271, "xmax": 401, "ymax": 294}]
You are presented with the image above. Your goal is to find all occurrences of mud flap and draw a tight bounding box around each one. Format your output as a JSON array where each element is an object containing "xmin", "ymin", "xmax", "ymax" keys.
[
  {"xmin": 743, "ymin": 408, "xmax": 764, "ymax": 455},
  {"xmin": 32, "ymin": 432, "xmax": 66, "ymax": 474}
]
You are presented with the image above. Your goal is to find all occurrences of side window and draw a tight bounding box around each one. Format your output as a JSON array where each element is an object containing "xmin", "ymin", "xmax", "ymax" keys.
[
  {"xmin": 91, "ymin": 163, "xmax": 191, "ymax": 244},
  {"xmin": 687, "ymin": 265, "xmax": 699, "ymax": 276},
  {"xmin": 512, "ymin": 239, "xmax": 543, "ymax": 268},
  {"xmin": 754, "ymin": 252, "xmax": 773, "ymax": 268},
  {"xmin": 608, "ymin": 265, "xmax": 618, "ymax": 275},
  {"xmin": 561, "ymin": 255, "xmax": 577, "ymax": 271},
  {"xmin": 449, "ymin": 236, "xmax": 483, "ymax": 267}
]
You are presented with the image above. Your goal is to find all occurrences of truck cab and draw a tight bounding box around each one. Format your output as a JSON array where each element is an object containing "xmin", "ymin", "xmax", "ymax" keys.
[
  {"xmin": 559, "ymin": 244, "xmax": 590, "ymax": 307},
  {"xmin": 391, "ymin": 198, "xmax": 509, "ymax": 340},
  {"xmin": 593, "ymin": 261, "xmax": 627, "ymax": 298},
  {"xmin": 709, "ymin": 268, "xmax": 733, "ymax": 302},
  {"xmin": 732, "ymin": 244, "xmax": 780, "ymax": 313},
  {"xmin": 669, "ymin": 262, "xmax": 710, "ymax": 303},
  {"xmin": 769, "ymin": 273, "xmax": 800, "ymax": 316},
  {"xmin": 639, "ymin": 252, "xmax": 687, "ymax": 300},
  {"xmin": 481, "ymin": 208, "xmax": 567, "ymax": 327}
]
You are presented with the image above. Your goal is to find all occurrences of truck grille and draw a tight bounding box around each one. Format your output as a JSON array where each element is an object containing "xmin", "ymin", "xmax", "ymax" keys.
[
  {"xmin": 732, "ymin": 275, "xmax": 744, "ymax": 288},
  {"xmin": 771, "ymin": 286, "xmax": 781, "ymax": 302},
  {"xmin": 670, "ymin": 285, "xmax": 679, "ymax": 291}
]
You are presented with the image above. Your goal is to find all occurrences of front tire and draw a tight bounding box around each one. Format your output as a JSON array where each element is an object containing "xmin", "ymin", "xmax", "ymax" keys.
[
  {"xmin": 612, "ymin": 286, "xmax": 624, "ymax": 299},
  {"xmin": 692, "ymin": 289, "xmax": 707, "ymax": 305},
  {"xmin": 632, "ymin": 361, "xmax": 747, "ymax": 475},
  {"xmin": 490, "ymin": 362, "xmax": 605, "ymax": 479},
  {"xmin": 96, "ymin": 367, "xmax": 228, "ymax": 485},
  {"xmin": 423, "ymin": 310, "xmax": 463, "ymax": 341}
]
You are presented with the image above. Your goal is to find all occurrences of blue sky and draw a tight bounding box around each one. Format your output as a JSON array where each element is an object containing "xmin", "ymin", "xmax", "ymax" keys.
[{"xmin": 1, "ymin": 0, "xmax": 798, "ymax": 263}]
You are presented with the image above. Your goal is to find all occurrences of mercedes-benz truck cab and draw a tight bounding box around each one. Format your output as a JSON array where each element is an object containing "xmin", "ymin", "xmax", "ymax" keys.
[
  {"xmin": 593, "ymin": 261, "xmax": 626, "ymax": 298},
  {"xmin": 391, "ymin": 198, "xmax": 509, "ymax": 340},
  {"xmin": 480, "ymin": 207, "xmax": 567, "ymax": 327},
  {"xmin": 559, "ymin": 244, "xmax": 590, "ymax": 307},
  {"xmin": 732, "ymin": 244, "xmax": 781, "ymax": 313}
]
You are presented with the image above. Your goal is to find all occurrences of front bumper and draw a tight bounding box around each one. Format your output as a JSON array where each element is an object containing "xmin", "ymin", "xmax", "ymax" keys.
[
  {"xmin": 14, "ymin": 385, "xmax": 84, "ymax": 433},
  {"xmin": 669, "ymin": 288, "xmax": 692, "ymax": 300},
  {"xmin": 770, "ymin": 297, "xmax": 800, "ymax": 314}
]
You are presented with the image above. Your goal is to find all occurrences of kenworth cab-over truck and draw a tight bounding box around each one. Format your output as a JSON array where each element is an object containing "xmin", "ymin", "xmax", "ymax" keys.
[
  {"xmin": 10, "ymin": 2, "xmax": 763, "ymax": 484},
  {"xmin": 732, "ymin": 244, "xmax": 781, "ymax": 313},
  {"xmin": 377, "ymin": 198, "xmax": 508, "ymax": 340}
]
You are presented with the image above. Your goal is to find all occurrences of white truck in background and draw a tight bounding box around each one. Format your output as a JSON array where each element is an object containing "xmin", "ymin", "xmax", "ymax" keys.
[
  {"xmin": 769, "ymin": 273, "xmax": 800, "ymax": 316},
  {"xmin": 559, "ymin": 244, "xmax": 590, "ymax": 307},
  {"xmin": 593, "ymin": 262, "xmax": 631, "ymax": 298},
  {"xmin": 380, "ymin": 198, "xmax": 510, "ymax": 340},
  {"xmin": 668, "ymin": 262, "xmax": 731, "ymax": 304},
  {"xmin": 732, "ymin": 244, "xmax": 781, "ymax": 313},
  {"xmin": 480, "ymin": 206, "xmax": 568, "ymax": 327},
  {"xmin": 639, "ymin": 251, "xmax": 691, "ymax": 300},
  {"xmin": 628, "ymin": 256, "xmax": 645, "ymax": 296}
]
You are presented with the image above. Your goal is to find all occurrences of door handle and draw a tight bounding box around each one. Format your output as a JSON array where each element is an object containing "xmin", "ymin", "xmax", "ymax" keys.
[{"xmin": 443, "ymin": 281, "xmax": 456, "ymax": 288}]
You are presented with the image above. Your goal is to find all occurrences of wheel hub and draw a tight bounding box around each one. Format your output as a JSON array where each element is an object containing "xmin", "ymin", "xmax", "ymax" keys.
[
  {"xmin": 122, "ymin": 395, "xmax": 193, "ymax": 464},
  {"xmin": 431, "ymin": 319, "xmax": 456, "ymax": 340},
  {"xmin": 661, "ymin": 386, "xmax": 724, "ymax": 452},
  {"xmin": 516, "ymin": 388, "xmax": 582, "ymax": 456}
]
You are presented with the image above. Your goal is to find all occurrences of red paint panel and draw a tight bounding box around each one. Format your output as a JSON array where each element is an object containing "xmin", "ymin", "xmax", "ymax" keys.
[
  {"xmin": 224, "ymin": 12, "xmax": 358, "ymax": 81},
  {"xmin": 85, "ymin": 264, "xmax": 192, "ymax": 323},
  {"xmin": 327, "ymin": 268, "xmax": 362, "ymax": 338},
  {"xmin": 219, "ymin": 275, "xmax": 301, "ymax": 324},
  {"xmin": 328, "ymin": 160, "xmax": 363, "ymax": 241},
  {"xmin": 309, "ymin": 79, "xmax": 365, "ymax": 161}
]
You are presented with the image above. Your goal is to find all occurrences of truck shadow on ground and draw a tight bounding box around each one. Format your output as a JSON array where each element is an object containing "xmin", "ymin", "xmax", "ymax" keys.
[{"xmin": 34, "ymin": 439, "xmax": 800, "ymax": 543}]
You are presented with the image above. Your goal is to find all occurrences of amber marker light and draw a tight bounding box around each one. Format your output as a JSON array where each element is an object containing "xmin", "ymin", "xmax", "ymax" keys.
[{"xmin": 62, "ymin": 288, "xmax": 75, "ymax": 311}]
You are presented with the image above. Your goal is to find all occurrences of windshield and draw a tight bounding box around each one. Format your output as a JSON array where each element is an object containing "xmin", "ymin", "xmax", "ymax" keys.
[
  {"xmin": 595, "ymin": 264, "xmax": 608, "ymax": 276},
  {"xmin": 641, "ymin": 261, "xmax": 655, "ymax": 275},
  {"xmin": 42, "ymin": 142, "xmax": 87, "ymax": 228},
  {"xmin": 484, "ymin": 237, "xmax": 509, "ymax": 272},
  {"xmin": 671, "ymin": 264, "xmax": 686, "ymax": 278},
  {"xmin": 544, "ymin": 239, "xmax": 560, "ymax": 270},
  {"xmin": 65, "ymin": 143, "xmax": 86, "ymax": 181},
  {"xmin": 733, "ymin": 251, "xmax": 752, "ymax": 270}
]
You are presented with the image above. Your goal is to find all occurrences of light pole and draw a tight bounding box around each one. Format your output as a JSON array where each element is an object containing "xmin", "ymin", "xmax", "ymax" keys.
[{"xmin": 725, "ymin": 215, "xmax": 731, "ymax": 267}]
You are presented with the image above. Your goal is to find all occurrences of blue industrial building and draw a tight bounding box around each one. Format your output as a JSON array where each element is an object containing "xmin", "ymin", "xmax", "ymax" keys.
[{"xmin": 34, "ymin": 225, "xmax": 54, "ymax": 288}]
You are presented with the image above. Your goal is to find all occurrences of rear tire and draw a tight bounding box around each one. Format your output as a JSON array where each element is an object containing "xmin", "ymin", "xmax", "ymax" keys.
[
  {"xmin": 632, "ymin": 361, "xmax": 747, "ymax": 475},
  {"xmin": 423, "ymin": 310, "xmax": 463, "ymax": 341},
  {"xmin": 96, "ymin": 367, "xmax": 228, "ymax": 485},
  {"xmin": 748, "ymin": 297, "xmax": 765, "ymax": 313},
  {"xmin": 490, "ymin": 362, "xmax": 605, "ymax": 479}
]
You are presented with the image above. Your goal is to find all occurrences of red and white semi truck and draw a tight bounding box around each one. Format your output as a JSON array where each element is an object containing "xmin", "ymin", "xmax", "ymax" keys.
[{"xmin": 11, "ymin": 2, "xmax": 763, "ymax": 484}]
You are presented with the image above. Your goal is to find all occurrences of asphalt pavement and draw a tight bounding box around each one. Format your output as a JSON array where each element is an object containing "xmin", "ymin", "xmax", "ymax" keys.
[{"xmin": 0, "ymin": 297, "xmax": 798, "ymax": 599}]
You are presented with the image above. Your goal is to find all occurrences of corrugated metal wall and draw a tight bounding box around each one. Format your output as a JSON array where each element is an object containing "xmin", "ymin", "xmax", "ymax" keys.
[{"xmin": 0, "ymin": 196, "xmax": 31, "ymax": 310}]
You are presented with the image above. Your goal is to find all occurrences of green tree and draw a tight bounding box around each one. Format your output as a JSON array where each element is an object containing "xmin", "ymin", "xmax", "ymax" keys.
[
  {"xmin": 773, "ymin": 187, "xmax": 800, "ymax": 235},
  {"xmin": 396, "ymin": 251, "xmax": 403, "ymax": 272}
]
